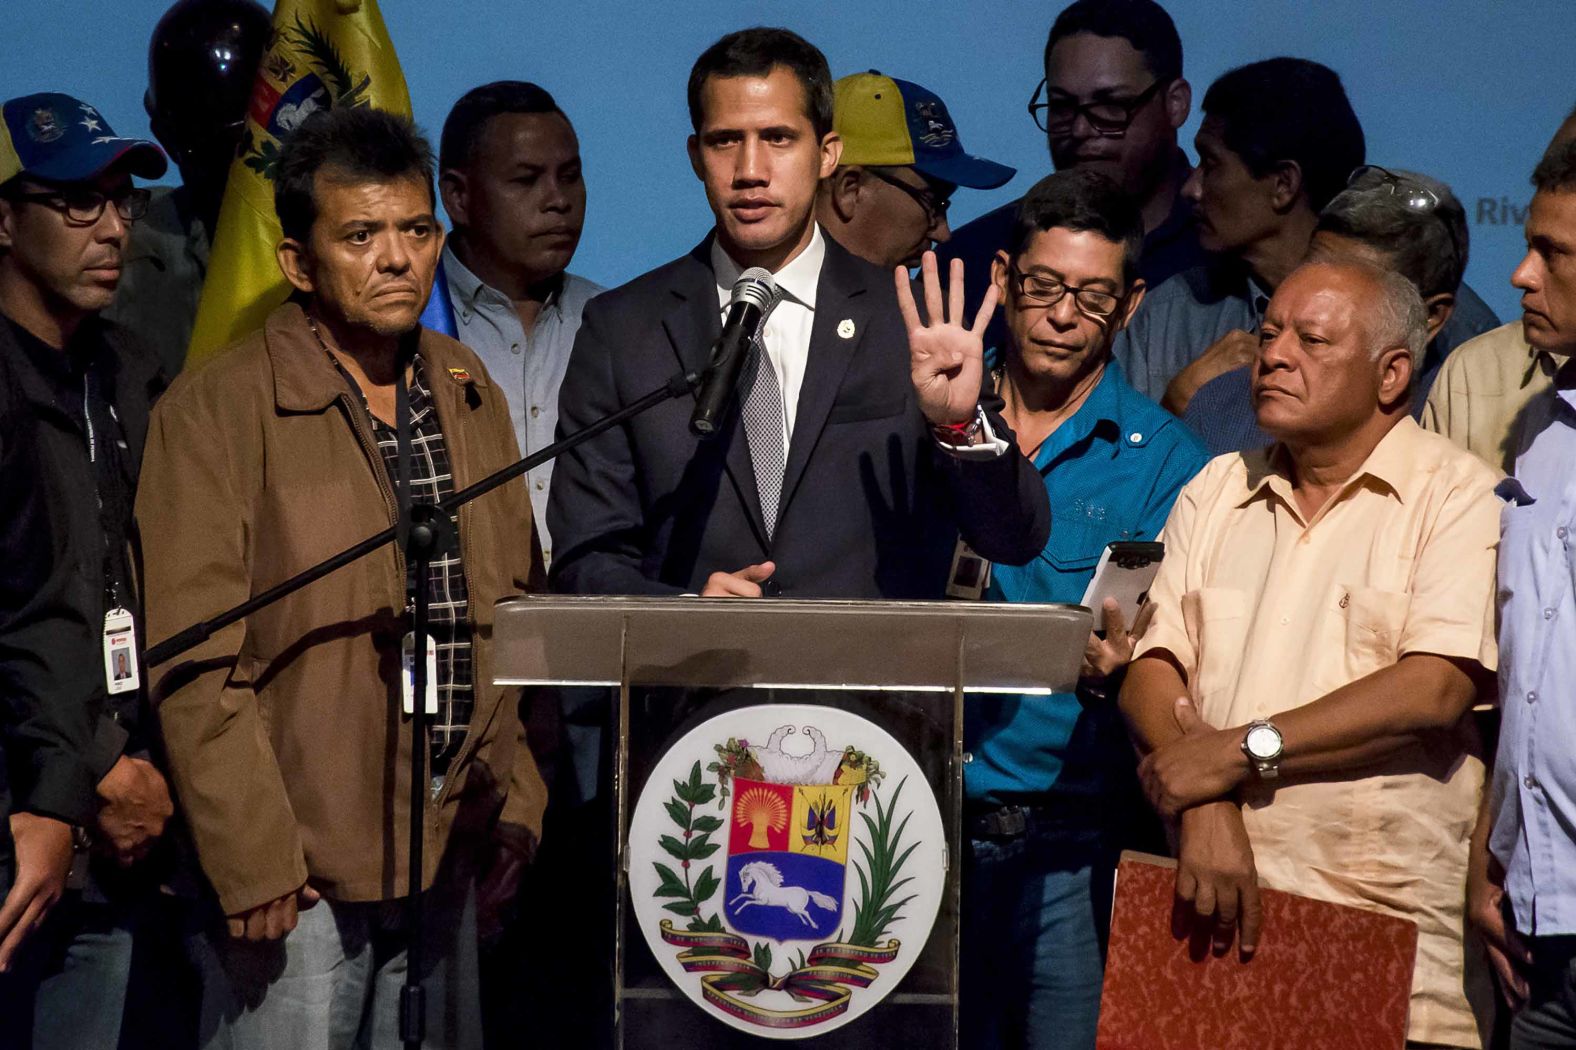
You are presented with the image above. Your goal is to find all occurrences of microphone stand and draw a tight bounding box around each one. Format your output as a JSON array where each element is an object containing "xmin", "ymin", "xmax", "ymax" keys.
[{"xmin": 145, "ymin": 362, "xmax": 705, "ymax": 1050}]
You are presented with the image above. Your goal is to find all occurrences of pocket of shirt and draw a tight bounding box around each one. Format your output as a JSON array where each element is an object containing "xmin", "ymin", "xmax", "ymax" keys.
[{"xmin": 1340, "ymin": 585, "xmax": 1411, "ymax": 670}]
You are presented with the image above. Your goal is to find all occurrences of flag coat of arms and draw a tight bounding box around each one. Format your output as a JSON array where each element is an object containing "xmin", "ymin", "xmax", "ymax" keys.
[
  {"xmin": 628, "ymin": 707, "xmax": 947, "ymax": 1039},
  {"xmin": 186, "ymin": 0, "xmax": 410, "ymax": 366}
]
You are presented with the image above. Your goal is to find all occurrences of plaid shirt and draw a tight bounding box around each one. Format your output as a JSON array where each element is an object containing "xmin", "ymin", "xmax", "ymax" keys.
[{"xmin": 362, "ymin": 358, "xmax": 473, "ymax": 775}]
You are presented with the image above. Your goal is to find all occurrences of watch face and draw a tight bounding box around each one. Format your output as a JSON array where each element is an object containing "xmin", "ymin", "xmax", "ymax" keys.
[{"xmin": 1245, "ymin": 724, "xmax": 1282, "ymax": 760}]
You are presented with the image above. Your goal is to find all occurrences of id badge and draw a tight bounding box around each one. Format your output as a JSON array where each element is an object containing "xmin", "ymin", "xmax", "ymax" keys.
[
  {"xmin": 945, "ymin": 539, "xmax": 992, "ymax": 600},
  {"xmin": 103, "ymin": 607, "xmax": 140, "ymax": 695},
  {"xmin": 401, "ymin": 632, "xmax": 439, "ymax": 716}
]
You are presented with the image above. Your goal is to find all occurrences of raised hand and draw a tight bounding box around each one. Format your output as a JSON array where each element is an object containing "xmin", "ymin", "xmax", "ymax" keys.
[{"xmin": 895, "ymin": 252, "xmax": 1000, "ymax": 428}]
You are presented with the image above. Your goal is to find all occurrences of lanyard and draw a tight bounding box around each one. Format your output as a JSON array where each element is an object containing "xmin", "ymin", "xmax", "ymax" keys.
[{"xmin": 82, "ymin": 370, "xmax": 121, "ymax": 608}]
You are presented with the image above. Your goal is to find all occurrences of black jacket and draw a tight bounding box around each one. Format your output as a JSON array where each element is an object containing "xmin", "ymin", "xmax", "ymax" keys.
[
  {"xmin": 0, "ymin": 349, "xmax": 100, "ymax": 891},
  {"xmin": 548, "ymin": 234, "xmax": 1050, "ymax": 598},
  {"xmin": 0, "ymin": 315, "xmax": 166, "ymax": 781}
]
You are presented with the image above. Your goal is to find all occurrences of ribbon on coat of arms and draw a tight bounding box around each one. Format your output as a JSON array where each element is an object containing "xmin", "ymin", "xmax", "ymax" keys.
[{"xmin": 657, "ymin": 922, "xmax": 901, "ymax": 1029}]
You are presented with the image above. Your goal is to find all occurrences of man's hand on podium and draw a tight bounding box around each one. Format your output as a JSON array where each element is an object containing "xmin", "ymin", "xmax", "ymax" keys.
[{"xmin": 701, "ymin": 561, "xmax": 776, "ymax": 598}]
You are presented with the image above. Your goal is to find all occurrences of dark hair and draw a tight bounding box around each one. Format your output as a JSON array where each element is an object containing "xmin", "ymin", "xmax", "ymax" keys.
[
  {"xmin": 1317, "ymin": 169, "xmax": 1468, "ymax": 298},
  {"xmin": 1044, "ymin": 0, "xmax": 1183, "ymax": 83},
  {"xmin": 687, "ymin": 27, "xmax": 833, "ymax": 140},
  {"xmin": 439, "ymin": 80, "xmax": 564, "ymax": 172},
  {"xmin": 274, "ymin": 106, "xmax": 436, "ymax": 242},
  {"xmin": 1201, "ymin": 58, "xmax": 1365, "ymax": 212},
  {"xmin": 1008, "ymin": 169, "xmax": 1145, "ymax": 285},
  {"xmin": 1533, "ymin": 139, "xmax": 1576, "ymax": 194}
]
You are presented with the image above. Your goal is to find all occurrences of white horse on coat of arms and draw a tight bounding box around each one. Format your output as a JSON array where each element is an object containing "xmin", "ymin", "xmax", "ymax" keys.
[{"xmin": 729, "ymin": 860, "xmax": 839, "ymax": 927}]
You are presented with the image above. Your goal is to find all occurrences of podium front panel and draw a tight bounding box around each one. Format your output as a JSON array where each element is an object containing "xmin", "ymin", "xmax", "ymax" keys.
[{"xmin": 491, "ymin": 596, "xmax": 1092, "ymax": 1048}]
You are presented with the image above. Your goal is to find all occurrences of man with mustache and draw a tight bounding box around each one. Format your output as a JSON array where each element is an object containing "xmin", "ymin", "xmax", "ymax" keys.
[
  {"xmin": 0, "ymin": 91, "xmax": 175, "ymax": 1049},
  {"xmin": 137, "ymin": 106, "xmax": 547, "ymax": 1048},
  {"xmin": 1123, "ymin": 259, "xmax": 1501, "ymax": 1048},
  {"xmin": 431, "ymin": 81, "xmax": 603, "ymax": 570},
  {"xmin": 815, "ymin": 70, "xmax": 1015, "ymax": 271},
  {"xmin": 550, "ymin": 27, "xmax": 1048, "ymax": 602}
]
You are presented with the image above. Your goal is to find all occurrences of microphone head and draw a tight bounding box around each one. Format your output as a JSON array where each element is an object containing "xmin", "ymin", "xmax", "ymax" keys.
[{"xmin": 731, "ymin": 267, "xmax": 777, "ymax": 311}]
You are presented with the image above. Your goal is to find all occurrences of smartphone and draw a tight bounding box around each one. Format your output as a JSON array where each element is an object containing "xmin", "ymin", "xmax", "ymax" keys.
[{"xmin": 1080, "ymin": 541, "xmax": 1163, "ymax": 630}]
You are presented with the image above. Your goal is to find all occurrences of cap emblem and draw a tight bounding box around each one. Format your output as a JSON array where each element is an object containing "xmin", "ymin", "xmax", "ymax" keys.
[{"xmin": 27, "ymin": 107, "xmax": 64, "ymax": 144}]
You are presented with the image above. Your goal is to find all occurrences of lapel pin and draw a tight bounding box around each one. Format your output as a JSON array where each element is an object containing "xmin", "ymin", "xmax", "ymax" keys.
[
  {"xmin": 837, "ymin": 318, "xmax": 856, "ymax": 340},
  {"xmin": 447, "ymin": 366, "xmax": 473, "ymax": 384}
]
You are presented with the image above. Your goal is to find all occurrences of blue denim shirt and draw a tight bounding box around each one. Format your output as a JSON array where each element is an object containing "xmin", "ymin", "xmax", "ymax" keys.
[
  {"xmin": 964, "ymin": 359, "xmax": 1208, "ymax": 804},
  {"xmin": 1492, "ymin": 381, "xmax": 1576, "ymax": 936}
]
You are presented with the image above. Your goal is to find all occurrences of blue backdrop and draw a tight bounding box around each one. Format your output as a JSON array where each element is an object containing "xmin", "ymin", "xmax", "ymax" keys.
[{"xmin": 6, "ymin": 0, "xmax": 1570, "ymax": 322}]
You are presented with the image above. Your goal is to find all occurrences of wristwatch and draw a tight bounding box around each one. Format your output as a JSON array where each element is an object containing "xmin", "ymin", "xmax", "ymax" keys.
[{"xmin": 1240, "ymin": 719, "xmax": 1284, "ymax": 779}]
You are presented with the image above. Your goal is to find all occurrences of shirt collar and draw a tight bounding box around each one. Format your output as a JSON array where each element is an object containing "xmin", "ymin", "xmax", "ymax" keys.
[
  {"xmin": 710, "ymin": 224, "xmax": 825, "ymax": 311},
  {"xmin": 1240, "ymin": 416, "xmax": 1424, "ymax": 510},
  {"xmin": 442, "ymin": 243, "xmax": 564, "ymax": 316}
]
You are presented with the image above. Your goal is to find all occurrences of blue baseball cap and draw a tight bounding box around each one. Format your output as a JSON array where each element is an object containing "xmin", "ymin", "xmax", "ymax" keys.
[
  {"xmin": 0, "ymin": 93, "xmax": 166, "ymax": 186},
  {"xmin": 834, "ymin": 72, "xmax": 1015, "ymax": 190}
]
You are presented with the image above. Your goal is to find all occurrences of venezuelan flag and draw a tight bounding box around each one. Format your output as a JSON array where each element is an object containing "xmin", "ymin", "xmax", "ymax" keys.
[{"xmin": 186, "ymin": 0, "xmax": 411, "ymax": 365}]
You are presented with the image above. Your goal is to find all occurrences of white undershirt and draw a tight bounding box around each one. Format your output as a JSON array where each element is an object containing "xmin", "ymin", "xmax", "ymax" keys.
[{"xmin": 710, "ymin": 224, "xmax": 825, "ymax": 447}]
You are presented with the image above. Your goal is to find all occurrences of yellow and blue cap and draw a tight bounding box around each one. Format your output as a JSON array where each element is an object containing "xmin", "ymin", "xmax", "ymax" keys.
[
  {"xmin": 834, "ymin": 71, "xmax": 1014, "ymax": 190},
  {"xmin": 0, "ymin": 93, "xmax": 166, "ymax": 187}
]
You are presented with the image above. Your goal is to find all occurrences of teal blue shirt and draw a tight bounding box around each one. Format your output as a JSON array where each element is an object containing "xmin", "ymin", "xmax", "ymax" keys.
[{"xmin": 964, "ymin": 359, "xmax": 1208, "ymax": 804}]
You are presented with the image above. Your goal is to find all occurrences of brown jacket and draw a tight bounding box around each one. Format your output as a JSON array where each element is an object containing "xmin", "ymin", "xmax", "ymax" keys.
[{"xmin": 138, "ymin": 302, "xmax": 547, "ymax": 915}]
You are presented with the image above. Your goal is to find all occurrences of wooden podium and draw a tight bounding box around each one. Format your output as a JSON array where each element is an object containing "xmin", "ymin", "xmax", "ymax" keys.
[{"xmin": 494, "ymin": 596, "xmax": 1091, "ymax": 1048}]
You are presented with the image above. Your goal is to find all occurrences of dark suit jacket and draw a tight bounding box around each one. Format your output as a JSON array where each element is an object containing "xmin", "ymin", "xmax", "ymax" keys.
[{"xmin": 548, "ymin": 233, "xmax": 1049, "ymax": 598}]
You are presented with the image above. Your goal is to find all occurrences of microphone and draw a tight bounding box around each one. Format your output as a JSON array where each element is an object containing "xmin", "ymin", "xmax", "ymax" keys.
[{"xmin": 690, "ymin": 267, "xmax": 778, "ymax": 437}]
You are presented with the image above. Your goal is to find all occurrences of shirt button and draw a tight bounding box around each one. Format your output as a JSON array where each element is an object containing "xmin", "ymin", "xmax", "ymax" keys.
[
  {"xmin": 1526, "ymin": 775, "xmax": 1540, "ymax": 790},
  {"xmin": 1128, "ymin": 432, "xmax": 1143, "ymax": 443},
  {"xmin": 535, "ymin": 480, "xmax": 545, "ymax": 491},
  {"xmin": 1528, "ymin": 690, "xmax": 1538, "ymax": 704},
  {"xmin": 1560, "ymin": 526, "xmax": 1569, "ymax": 540},
  {"xmin": 531, "ymin": 406, "xmax": 541, "ymax": 418},
  {"xmin": 962, "ymin": 751, "xmax": 974, "ymax": 764},
  {"xmin": 1280, "ymin": 616, "xmax": 1289, "ymax": 625},
  {"xmin": 1546, "ymin": 608, "xmax": 1556, "ymax": 620},
  {"xmin": 461, "ymin": 309, "xmax": 471, "ymax": 322},
  {"xmin": 511, "ymin": 342, "xmax": 521, "ymax": 355}
]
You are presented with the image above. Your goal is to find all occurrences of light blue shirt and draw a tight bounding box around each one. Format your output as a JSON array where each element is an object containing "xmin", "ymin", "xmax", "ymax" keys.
[
  {"xmin": 441, "ymin": 245, "xmax": 603, "ymax": 565},
  {"xmin": 1493, "ymin": 380, "xmax": 1576, "ymax": 936}
]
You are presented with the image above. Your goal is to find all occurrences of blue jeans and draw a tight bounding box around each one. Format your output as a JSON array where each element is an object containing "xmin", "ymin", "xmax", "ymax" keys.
[
  {"xmin": 190, "ymin": 875, "xmax": 480, "ymax": 1050},
  {"xmin": 961, "ymin": 821, "xmax": 1113, "ymax": 1050},
  {"xmin": 0, "ymin": 894, "xmax": 137, "ymax": 1050}
]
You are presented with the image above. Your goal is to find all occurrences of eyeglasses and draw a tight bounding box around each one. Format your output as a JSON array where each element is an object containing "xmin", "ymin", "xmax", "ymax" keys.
[
  {"xmin": 7, "ymin": 185, "xmax": 151, "ymax": 225},
  {"xmin": 863, "ymin": 167, "xmax": 953, "ymax": 227},
  {"xmin": 1344, "ymin": 164, "xmax": 1462, "ymax": 266},
  {"xmin": 1008, "ymin": 263, "xmax": 1123, "ymax": 318},
  {"xmin": 1028, "ymin": 78, "xmax": 1165, "ymax": 136}
]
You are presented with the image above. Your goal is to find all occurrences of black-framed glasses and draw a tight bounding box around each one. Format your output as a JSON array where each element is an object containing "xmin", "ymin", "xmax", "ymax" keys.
[
  {"xmin": 7, "ymin": 186, "xmax": 151, "ymax": 225},
  {"xmin": 1028, "ymin": 78, "xmax": 1165, "ymax": 136},
  {"xmin": 863, "ymin": 167, "xmax": 952, "ymax": 227},
  {"xmin": 1344, "ymin": 164, "xmax": 1462, "ymax": 266},
  {"xmin": 1008, "ymin": 263, "xmax": 1124, "ymax": 318}
]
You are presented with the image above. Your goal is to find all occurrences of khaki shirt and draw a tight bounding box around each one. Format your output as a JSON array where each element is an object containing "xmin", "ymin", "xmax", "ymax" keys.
[
  {"xmin": 1421, "ymin": 320, "xmax": 1556, "ymax": 475},
  {"xmin": 1135, "ymin": 418, "xmax": 1500, "ymax": 1048}
]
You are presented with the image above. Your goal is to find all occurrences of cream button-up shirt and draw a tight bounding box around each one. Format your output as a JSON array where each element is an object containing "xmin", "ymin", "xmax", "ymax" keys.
[
  {"xmin": 1135, "ymin": 418, "xmax": 1501, "ymax": 1048},
  {"xmin": 1421, "ymin": 320, "xmax": 1557, "ymax": 476}
]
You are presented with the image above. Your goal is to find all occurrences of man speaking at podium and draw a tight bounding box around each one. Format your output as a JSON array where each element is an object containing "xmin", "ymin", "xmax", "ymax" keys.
[{"xmin": 548, "ymin": 28, "xmax": 1050, "ymax": 600}]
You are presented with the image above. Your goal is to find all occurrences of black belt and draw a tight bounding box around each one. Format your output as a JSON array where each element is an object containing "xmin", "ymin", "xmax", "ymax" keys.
[{"xmin": 965, "ymin": 798, "xmax": 1104, "ymax": 841}]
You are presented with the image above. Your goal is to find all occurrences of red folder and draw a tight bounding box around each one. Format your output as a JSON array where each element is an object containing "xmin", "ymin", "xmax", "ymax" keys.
[{"xmin": 1096, "ymin": 851, "xmax": 1418, "ymax": 1050}]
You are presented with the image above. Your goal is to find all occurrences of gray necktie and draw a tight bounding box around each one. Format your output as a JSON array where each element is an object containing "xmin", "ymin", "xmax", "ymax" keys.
[{"xmin": 740, "ymin": 293, "xmax": 787, "ymax": 540}]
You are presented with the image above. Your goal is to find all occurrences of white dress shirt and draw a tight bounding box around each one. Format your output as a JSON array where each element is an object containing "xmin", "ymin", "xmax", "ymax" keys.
[{"xmin": 710, "ymin": 224, "xmax": 825, "ymax": 448}]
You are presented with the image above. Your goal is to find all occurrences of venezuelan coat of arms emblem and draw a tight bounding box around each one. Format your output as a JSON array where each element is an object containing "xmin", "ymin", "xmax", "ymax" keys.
[{"xmin": 628, "ymin": 706, "xmax": 945, "ymax": 1038}]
